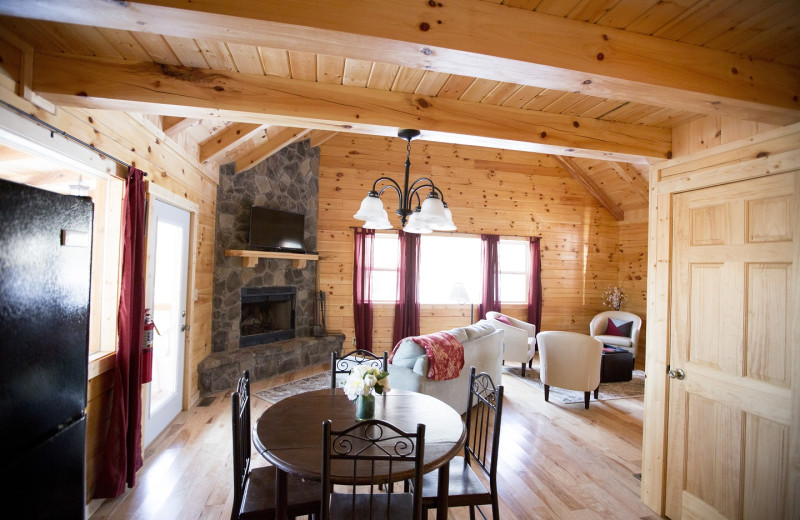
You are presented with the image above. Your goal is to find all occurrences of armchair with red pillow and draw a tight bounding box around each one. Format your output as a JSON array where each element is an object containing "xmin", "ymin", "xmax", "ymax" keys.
[{"xmin": 589, "ymin": 311, "xmax": 642, "ymax": 360}]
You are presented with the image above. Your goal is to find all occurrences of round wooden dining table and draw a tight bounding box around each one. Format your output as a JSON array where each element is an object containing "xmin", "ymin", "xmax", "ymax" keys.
[{"xmin": 253, "ymin": 388, "xmax": 466, "ymax": 520}]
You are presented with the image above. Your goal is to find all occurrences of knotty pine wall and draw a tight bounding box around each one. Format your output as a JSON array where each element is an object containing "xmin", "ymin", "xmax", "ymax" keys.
[
  {"xmin": 0, "ymin": 37, "xmax": 218, "ymax": 501},
  {"xmin": 317, "ymin": 134, "xmax": 640, "ymax": 355}
]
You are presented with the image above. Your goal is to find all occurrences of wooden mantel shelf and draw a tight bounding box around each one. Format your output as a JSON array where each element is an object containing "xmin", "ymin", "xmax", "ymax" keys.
[{"xmin": 225, "ymin": 249, "xmax": 319, "ymax": 269}]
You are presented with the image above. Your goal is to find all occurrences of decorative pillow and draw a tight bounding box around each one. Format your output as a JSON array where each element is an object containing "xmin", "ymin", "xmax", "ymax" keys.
[
  {"xmin": 605, "ymin": 318, "xmax": 633, "ymax": 338},
  {"xmin": 495, "ymin": 314, "xmax": 512, "ymax": 325},
  {"xmin": 389, "ymin": 338, "xmax": 425, "ymax": 368},
  {"xmin": 464, "ymin": 320, "xmax": 496, "ymax": 340}
]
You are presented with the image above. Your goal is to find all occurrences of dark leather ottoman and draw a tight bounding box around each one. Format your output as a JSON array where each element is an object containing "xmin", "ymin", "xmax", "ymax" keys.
[{"xmin": 600, "ymin": 346, "xmax": 633, "ymax": 383}]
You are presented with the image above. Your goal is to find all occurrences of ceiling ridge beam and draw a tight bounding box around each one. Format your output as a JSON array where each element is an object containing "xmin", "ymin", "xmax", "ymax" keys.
[
  {"xmin": 162, "ymin": 116, "xmax": 196, "ymax": 138},
  {"xmin": 234, "ymin": 127, "xmax": 312, "ymax": 173},
  {"xmin": 1, "ymin": 0, "xmax": 797, "ymax": 124},
  {"xmin": 30, "ymin": 52, "xmax": 672, "ymax": 162},
  {"xmin": 555, "ymin": 156, "xmax": 623, "ymax": 221},
  {"xmin": 609, "ymin": 161, "xmax": 649, "ymax": 201}
]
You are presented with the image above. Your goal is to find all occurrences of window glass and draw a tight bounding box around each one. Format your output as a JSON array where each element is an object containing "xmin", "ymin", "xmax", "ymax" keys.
[
  {"xmin": 419, "ymin": 235, "xmax": 482, "ymax": 304},
  {"xmin": 498, "ymin": 239, "xmax": 528, "ymax": 303},
  {"xmin": 371, "ymin": 233, "xmax": 398, "ymax": 302}
]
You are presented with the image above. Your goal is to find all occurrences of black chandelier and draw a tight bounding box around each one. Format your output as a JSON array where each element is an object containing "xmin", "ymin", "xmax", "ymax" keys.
[{"xmin": 353, "ymin": 129, "xmax": 456, "ymax": 233}]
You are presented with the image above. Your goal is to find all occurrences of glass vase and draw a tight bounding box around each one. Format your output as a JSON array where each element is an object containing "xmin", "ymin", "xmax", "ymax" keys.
[{"xmin": 355, "ymin": 393, "xmax": 375, "ymax": 421}]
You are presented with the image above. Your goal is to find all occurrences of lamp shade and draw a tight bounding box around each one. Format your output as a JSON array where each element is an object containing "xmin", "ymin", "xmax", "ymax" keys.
[
  {"xmin": 449, "ymin": 281, "xmax": 470, "ymax": 304},
  {"xmin": 363, "ymin": 216, "xmax": 393, "ymax": 229},
  {"xmin": 354, "ymin": 192, "xmax": 385, "ymax": 221},
  {"xmin": 417, "ymin": 193, "xmax": 448, "ymax": 225},
  {"xmin": 433, "ymin": 205, "xmax": 456, "ymax": 231},
  {"xmin": 403, "ymin": 209, "xmax": 432, "ymax": 234}
]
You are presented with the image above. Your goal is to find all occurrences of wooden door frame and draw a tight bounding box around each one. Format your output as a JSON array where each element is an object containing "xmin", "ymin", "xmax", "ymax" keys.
[{"xmin": 641, "ymin": 121, "xmax": 800, "ymax": 515}]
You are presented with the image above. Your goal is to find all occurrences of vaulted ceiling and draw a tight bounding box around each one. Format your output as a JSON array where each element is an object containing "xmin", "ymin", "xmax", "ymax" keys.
[{"xmin": 0, "ymin": 0, "xmax": 798, "ymax": 217}]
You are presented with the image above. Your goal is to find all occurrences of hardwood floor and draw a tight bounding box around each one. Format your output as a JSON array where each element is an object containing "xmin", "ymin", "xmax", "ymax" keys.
[{"xmin": 90, "ymin": 357, "xmax": 662, "ymax": 520}]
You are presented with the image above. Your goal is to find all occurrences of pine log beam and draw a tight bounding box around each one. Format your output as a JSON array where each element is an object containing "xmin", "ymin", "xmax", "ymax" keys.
[
  {"xmin": 555, "ymin": 156, "xmax": 623, "ymax": 221},
  {"xmin": 308, "ymin": 130, "xmax": 338, "ymax": 148},
  {"xmin": 30, "ymin": 53, "xmax": 672, "ymax": 162},
  {"xmin": 234, "ymin": 127, "xmax": 312, "ymax": 173},
  {"xmin": 162, "ymin": 116, "xmax": 196, "ymax": 138},
  {"xmin": 199, "ymin": 122, "xmax": 262, "ymax": 163},
  {"xmin": 1, "ymin": 0, "xmax": 798, "ymax": 124}
]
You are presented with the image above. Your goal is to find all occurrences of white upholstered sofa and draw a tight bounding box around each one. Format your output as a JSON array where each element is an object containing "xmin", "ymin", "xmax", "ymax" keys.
[{"xmin": 387, "ymin": 320, "xmax": 504, "ymax": 415}]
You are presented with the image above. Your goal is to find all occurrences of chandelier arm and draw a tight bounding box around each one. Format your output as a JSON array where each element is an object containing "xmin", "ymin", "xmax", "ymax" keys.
[{"xmin": 370, "ymin": 176, "xmax": 402, "ymax": 194}]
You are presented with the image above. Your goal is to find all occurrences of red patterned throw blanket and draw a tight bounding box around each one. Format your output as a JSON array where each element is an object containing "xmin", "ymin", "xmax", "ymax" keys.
[{"xmin": 390, "ymin": 331, "xmax": 465, "ymax": 381}]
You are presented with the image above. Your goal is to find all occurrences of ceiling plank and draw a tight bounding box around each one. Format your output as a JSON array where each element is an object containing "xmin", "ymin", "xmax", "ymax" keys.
[
  {"xmin": 1, "ymin": 0, "xmax": 798, "ymax": 124},
  {"xmin": 234, "ymin": 127, "xmax": 312, "ymax": 173},
  {"xmin": 199, "ymin": 122, "xmax": 262, "ymax": 163},
  {"xmin": 30, "ymin": 52, "xmax": 672, "ymax": 162},
  {"xmin": 608, "ymin": 161, "xmax": 649, "ymax": 201},
  {"xmin": 554, "ymin": 156, "xmax": 623, "ymax": 221}
]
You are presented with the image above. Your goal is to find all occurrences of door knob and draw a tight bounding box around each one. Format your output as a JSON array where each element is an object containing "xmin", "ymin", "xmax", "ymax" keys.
[{"xmin": 667, "ymin": 368, "xmax": 685, "ymax": 380}]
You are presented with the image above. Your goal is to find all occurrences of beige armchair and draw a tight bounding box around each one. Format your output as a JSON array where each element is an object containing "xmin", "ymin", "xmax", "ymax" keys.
[
  {"xmin": 486, "ymin": 311, "xmax": 536, "ymax": 376},
  {"xmin": 536, "ymin": 331, "xmax": 603, "ymax": 409},
  {"xmin": 589, "ymin": 311, "xmax": 642, "ymax": 360}
]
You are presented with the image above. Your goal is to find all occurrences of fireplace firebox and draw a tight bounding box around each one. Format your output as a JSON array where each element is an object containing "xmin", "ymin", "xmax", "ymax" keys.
[{"xmin": 240, "ymin": 286, "xmax": 296, "ymax": 348}]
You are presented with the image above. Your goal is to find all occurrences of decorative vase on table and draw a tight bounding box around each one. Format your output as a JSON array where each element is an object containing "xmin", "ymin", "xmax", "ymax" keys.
[
  {"xmin": 343, "ymin": 364, "xmax": 390, "ymax": 422},
  {"xmin": 355, "ymin": 393, "xmax": 375, "ymax": 421}
]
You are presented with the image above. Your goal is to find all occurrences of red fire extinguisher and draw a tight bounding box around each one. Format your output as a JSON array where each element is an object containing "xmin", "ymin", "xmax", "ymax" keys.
[{"xmin": 142, "ymin": 308, "xmax": 155, "ymax": 384}]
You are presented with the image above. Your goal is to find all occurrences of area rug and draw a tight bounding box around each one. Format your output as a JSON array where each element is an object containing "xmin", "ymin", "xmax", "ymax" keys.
[
  {"xmin": 254, "ymin": 372, "xmax": 330, "ymax": 404},
  {"xmin": 503, "ymin": 365, "xmax": 645, "ymax": 405}
]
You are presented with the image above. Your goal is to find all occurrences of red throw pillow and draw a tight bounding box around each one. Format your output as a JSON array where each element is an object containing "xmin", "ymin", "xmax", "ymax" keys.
[
  {"xmin": 495, "ymin": 314, "xmax": 512, "ymax": 325},
  {"xmin": 605, "ymin": 318, "xmax": 633, "ymax": 337}
]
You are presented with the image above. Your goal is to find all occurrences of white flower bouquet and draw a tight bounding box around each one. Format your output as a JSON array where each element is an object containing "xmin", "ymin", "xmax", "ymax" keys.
[
  {"xmin": 602, "ymin": 285, "xmax": 627, "ymax": 311},
  {"xmin": 343, "ymin": 364, "xmax": 391, "ymax": 401}
]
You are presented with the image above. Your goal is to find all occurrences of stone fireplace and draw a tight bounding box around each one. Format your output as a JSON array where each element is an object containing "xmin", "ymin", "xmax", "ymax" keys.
[{"xmin": 197, "ymin": 140, "xmax": 344, "ymax": 396}]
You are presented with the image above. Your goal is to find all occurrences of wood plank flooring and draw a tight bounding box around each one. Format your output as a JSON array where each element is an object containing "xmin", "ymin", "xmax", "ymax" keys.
[{"xmin": 90, "ymin": 357, "xmax": 663, "ymax": 519}]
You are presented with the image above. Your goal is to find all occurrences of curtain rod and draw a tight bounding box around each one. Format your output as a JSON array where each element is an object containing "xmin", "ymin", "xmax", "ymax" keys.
[
  {"xmin": 0, "ymin": 99, "xmax": 147, "ymax": 175},
  {"xmin": 349, "ymin": 226, "xmax": 539, "ymax": 239}
]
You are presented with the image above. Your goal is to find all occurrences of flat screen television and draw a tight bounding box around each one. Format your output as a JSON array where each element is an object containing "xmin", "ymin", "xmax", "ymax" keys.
[{"xmin": 248, "ymin": 206, "xmax": 305, "ymax": 253}]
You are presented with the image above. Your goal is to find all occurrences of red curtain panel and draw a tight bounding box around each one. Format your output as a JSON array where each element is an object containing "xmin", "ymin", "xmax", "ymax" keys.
[
  {"xmin": 352, "ymin": 228, "xmax": 375, "ymax": 351},
  {"xmin": 478, "ymin": 234, "xmax": 500, "ymax": 319},
  {"xmin": 95, "ymin": 166, "xmax": 146, "ymax": 498},
  {"xmin": 392, "ymin": 231, "xmax": 420, "ymax": 346},
  {"xmin": 527, "ymin": 236, "xmax": 543, "ymax": 332}
]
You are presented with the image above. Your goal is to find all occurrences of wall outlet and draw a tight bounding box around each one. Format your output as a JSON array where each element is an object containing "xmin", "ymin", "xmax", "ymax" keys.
[{"xmin": 352, "ymin": 337, "xmax": 357, "ymax": 346}]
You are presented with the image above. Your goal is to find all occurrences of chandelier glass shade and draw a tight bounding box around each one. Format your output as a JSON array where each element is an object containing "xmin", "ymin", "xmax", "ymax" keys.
[{"xmin": 353, "ymin": 129, "xmax": 456, "ymax": 234}]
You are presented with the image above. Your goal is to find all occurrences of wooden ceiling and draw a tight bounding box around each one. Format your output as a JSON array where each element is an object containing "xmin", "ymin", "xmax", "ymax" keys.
[{"xmin": 0, "ymin": 0, "xmax": 798, "ymax": 216}]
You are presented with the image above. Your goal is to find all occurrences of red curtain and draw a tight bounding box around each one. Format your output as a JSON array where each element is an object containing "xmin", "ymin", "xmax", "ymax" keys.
[
  {"xmin": 95, "ymin": 166, "xmax": 146, "ymax": 498},
  {"xmin": 478, "ymin": 234, "xmax": 500, "ymax": 319},
  {"xmin": 527, "ymin": 236, "xmax": 543, "ymax": 332},
  {"xmin": 352, "ymin": 228, "xmax": 375, "ymax": 351},
  {"xmin": 392, "ymin": 231, "xmax": 420, "ymax": 345}
]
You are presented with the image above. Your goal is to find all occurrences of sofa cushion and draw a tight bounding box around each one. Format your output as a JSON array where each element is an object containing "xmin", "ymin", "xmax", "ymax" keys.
[
  {"xmin": 464, "ymin": 320, "xmax": 496, "ymax": 340},
  {"xmin": 390, "ymin": 339, "xmax": 425, "ymax": 369},
  {"xmin": 605, "ymin": 318, "xmax": 633, "ymax": 337},
  {"xmin": 445, "ymin": 327, "xmax": 469, "ymax": 344},
  {"xmin": 495, "ymin": 314, "xmax": 512, "ymax": 325}
]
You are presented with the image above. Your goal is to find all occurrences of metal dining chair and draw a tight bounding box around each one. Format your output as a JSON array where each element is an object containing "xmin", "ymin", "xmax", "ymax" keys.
[
  {"xmin": 330, "ymin": 349, "xmax": 388, "ymax": 389},
  {"xmin": 321, "ymin": 419, "xmax": 425, "ymax": 520},
  {"xmin": 231, "ymin": 370, "xmax": 319, "ymax": 520},
  {"xmin": 418, "ymin": 366, "xmax": 504, "ymax": 519}
]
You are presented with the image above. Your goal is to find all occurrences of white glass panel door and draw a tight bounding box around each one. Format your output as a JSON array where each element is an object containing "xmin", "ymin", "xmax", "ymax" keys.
[{"xmin": 144, "ymin": 200, "xmax": 190, "ymax": 446}]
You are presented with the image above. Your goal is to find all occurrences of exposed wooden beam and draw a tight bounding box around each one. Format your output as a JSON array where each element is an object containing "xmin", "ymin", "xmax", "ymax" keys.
[
  {"xmin": 1, "ymin": 0, "xmax": 798, "ymax": 124},
  {"xmin": 30, "ymin": 53, "xmax": 672, "ymax": 162},
  {"xmin": 609, "ymin": 161, "xmax": 649, "ymax": 201},
  {"xmin": 555, "ymin": 156, "xmax": 623, "ymax": 221},
  {"xmin": 161, "ymin": 116, "xmax": 196, "ymax": 138},
  {"xmin": 234, "ymin": 127, "xmax": 312, "ymax": 173},
  {"xmin": 308, "ymin": 130, "xmax": 338, "ymax": 149},
  {"xmin": 199, "ymin": 122, "xmax": 262, "ymax": 163}
]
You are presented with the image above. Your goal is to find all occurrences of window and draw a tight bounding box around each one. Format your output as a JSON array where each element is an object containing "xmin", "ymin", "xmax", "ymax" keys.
[
  {"xmin": 498, "ymin": 239, "xmax": 528, "ymax": 303},
  {"xmin": 419, "ymin": 235, "xmax": 482, "ymax": 304},
  {"xmin": 0, "ymin": 143, "xmax": 124, "ymax": 358},
  {"xmin": 371, "ymin": 232, "xmax": 398, "ymax": 302},
  {"xmin": 371, "ymin": 234, "xmax": 529, "ymax": 305}
]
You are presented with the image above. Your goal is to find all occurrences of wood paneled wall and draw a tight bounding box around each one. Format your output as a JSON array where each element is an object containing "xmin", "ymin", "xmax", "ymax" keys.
[
  {"xmin": 672, "ymin": 116, "xmax": 780, "ymax": 157},
  {"xmin": 0, "ymin": 37, "xmax": 218, "ymax": 502},
  {"xmin": 317, "ymin": 134, "xmax": 640, "ymax": 355}
]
